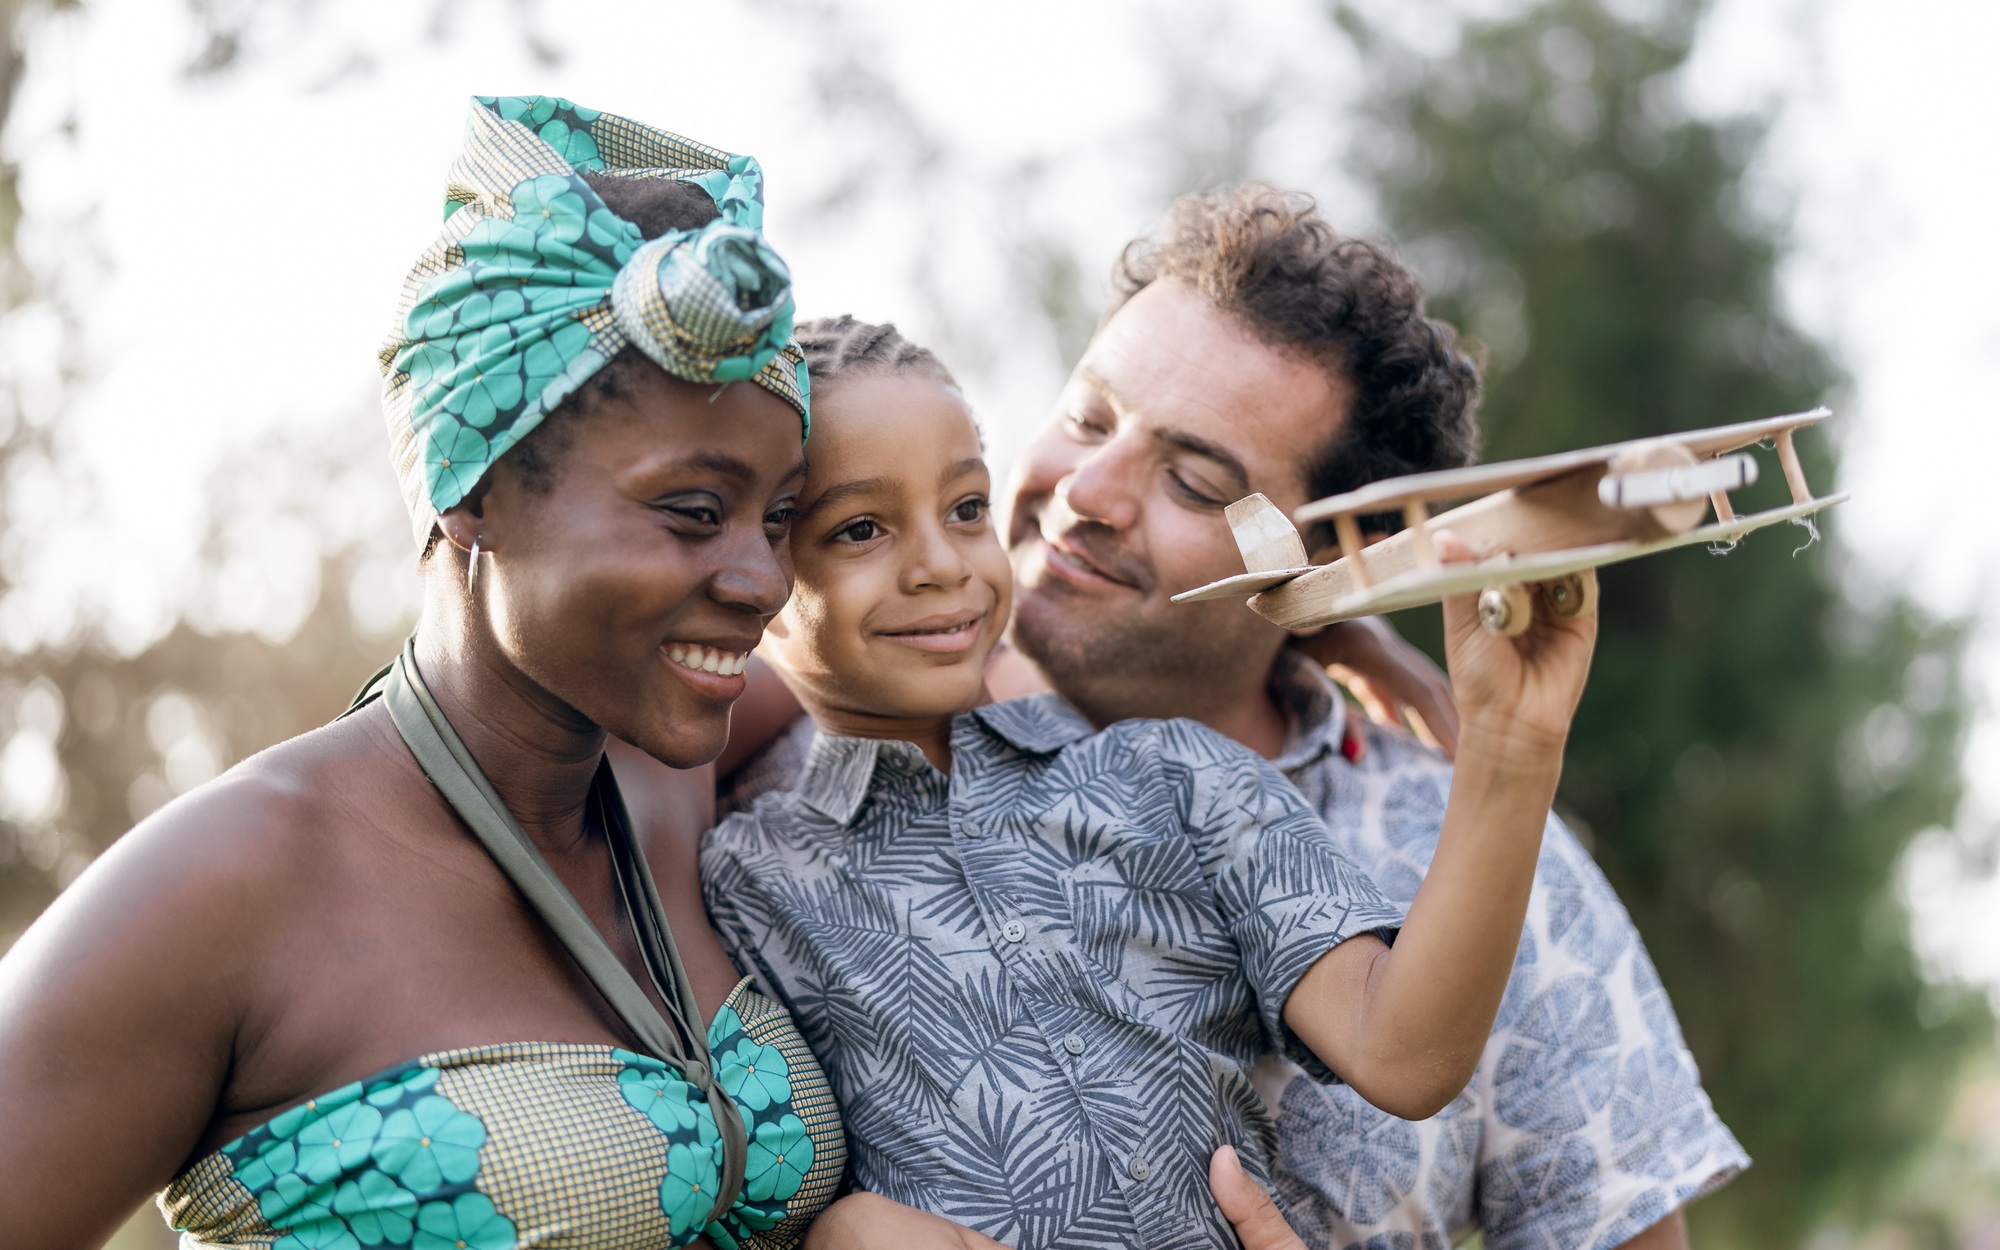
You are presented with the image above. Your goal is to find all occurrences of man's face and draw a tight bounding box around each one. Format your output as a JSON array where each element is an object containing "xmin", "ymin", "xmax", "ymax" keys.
[{"xmin": 1004, "ymin": 278, "xmax": 1350, "ymax": 725}]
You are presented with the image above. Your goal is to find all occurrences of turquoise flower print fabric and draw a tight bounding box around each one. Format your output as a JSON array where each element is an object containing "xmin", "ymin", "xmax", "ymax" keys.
[
  {"xmin": 166, "ymin": 994, "xmax": 846, "ymax": 1250},
  {"xmin": 614, "ymin": 999, "xmax": 819, "ymax": 1250},
  {"xmin": 216, "ymin": 1064, "xmax": 516, "ymax": 1250},
  {"xmin": 380, "ymin": 96, "xmax": 810, "ymax": 548}
]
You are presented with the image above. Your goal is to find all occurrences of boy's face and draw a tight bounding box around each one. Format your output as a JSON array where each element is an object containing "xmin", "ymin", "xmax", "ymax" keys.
[{"xmin": 763, "ymin": 372, "xmax": 1011, "ymax": 723}]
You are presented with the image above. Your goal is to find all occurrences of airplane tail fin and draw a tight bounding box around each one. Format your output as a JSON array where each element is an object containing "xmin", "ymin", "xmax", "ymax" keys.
[{"xmin": 1226, "ymin": 494, "xmax": 1309, "ymax": 575}]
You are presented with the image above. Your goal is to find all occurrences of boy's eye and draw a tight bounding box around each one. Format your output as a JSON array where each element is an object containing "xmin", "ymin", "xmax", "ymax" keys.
[
  {"xmin": 949, "ymin": 497, "xmax": 989, "ymax": 525},
  {"xmin": 833, "ymin": 518, "xmax": 881, "ymax": 544}
]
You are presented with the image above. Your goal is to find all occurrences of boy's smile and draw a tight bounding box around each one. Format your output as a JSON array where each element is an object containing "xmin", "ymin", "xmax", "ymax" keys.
[{"xmin": 875, "ymin": 608, "xmax": 991, "ymax": 654}]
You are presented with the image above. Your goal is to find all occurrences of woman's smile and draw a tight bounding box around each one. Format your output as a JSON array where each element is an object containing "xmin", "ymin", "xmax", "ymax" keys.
[{"xmin": 665, "ymin": 639, "xmax": 758, "ymax": 697}]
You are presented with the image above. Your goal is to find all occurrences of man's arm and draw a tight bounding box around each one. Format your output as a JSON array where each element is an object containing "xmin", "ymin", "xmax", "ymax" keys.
[
  {"xmin": 1622, "ymin": 1211, "xmax": 1690, "ymax": 1249},
  {"xmin": 1292, "ymin": 616, "xmax": 1460, "ymax": 758}
]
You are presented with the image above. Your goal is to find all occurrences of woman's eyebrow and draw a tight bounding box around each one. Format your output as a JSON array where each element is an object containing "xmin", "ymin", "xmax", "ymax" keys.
[
  {"xmin": 799, "ymin": 476, "xmax": 890, "ymax": 520},
  {"xmin": 678, "ymin": 451, "xmax": 760, "ymax": 482}
]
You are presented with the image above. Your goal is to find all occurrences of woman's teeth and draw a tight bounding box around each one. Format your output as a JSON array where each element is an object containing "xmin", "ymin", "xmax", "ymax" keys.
[{"xmin": 667, "ymin": 643, "xmax": 749, "ymax": 677}]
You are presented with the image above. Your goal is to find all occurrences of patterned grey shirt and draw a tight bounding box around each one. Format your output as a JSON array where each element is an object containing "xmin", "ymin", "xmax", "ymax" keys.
[
  {"xmin": 1253, "ymin": 653, "xmax": 1747, "ymax": 1250},
  {"xmin": 701, "ymin": 696, "xmax": 1405, "ymax": 1250},
  {"xmin": 718, "ymin": 655, "xmax": 1749, "ymax": 1250}
]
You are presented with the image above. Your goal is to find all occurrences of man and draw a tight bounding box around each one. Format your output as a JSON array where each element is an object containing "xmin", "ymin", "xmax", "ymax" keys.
[{"xmin": 990, "ymin": 183, "xmax": 1746, "ymax": 1249}]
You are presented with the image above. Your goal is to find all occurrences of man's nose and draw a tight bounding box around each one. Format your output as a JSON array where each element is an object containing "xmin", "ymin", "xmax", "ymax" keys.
[{"xmin": 1056, "ymin": 435, "xmax": 1142, "ymax": 532}]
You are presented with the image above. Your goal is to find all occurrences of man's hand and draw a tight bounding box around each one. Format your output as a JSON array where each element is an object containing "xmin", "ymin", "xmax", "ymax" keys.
[
  {"xmin": 1292, "ymin": 617, "xmax": 1459, "ymax": 758},
  {"xmin": 802, "ymin": 1192, "xmax": 1013, "ymax": 1249},
  {"xmin": 1209, "ymin": 1146, "xmax": 1306, "ymax": 1250}
]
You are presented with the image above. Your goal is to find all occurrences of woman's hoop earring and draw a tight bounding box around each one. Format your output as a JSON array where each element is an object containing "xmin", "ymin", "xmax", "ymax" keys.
[{"xmin": 467, "ymin": 535, "xmax": 481, "ymax": 593}]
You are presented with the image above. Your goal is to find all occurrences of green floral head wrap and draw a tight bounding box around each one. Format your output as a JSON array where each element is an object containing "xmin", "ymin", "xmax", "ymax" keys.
[{"xmin": 381, "ymin": 95, "xmax": 810, "ymax": 548}]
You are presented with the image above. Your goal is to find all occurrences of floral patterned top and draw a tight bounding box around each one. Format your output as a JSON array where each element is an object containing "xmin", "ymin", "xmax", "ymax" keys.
[{"xmin": 161, "ymin": 978, "xmax": 846, "ymax": 1250}]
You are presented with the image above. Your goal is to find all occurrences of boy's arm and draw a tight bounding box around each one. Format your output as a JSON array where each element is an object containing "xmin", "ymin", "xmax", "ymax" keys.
[{"xmin": 1282, "ymin": 533, "xmax": 1596, "ymax": 1121}]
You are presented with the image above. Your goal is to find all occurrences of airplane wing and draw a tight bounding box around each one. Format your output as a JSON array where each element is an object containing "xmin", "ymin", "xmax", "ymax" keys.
[{"xmin": 1292, "ymin": 406, "xmax": 1829, "ymax": 525}]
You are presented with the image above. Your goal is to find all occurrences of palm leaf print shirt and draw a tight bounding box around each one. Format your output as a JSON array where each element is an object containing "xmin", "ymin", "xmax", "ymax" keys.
[{"xmin": 700, "ymin": 696, "xmax": 1405, "ymax": 1250}]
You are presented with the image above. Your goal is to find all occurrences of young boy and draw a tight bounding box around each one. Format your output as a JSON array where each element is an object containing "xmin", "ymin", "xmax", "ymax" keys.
[{"xmin": 700, "ymin": 318, "xmax": 1597, "ymax": 1250}]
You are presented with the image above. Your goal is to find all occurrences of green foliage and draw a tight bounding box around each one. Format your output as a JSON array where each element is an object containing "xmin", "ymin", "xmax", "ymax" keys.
[{"xmin": 1340, "ymin": 0, "xmax": 1992, "ymax": 1242}]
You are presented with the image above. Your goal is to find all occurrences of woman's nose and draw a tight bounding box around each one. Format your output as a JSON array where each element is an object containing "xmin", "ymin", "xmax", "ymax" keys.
[{"xmin": 709, "ymin": 526, "xmax": 793, "ymax": 615}]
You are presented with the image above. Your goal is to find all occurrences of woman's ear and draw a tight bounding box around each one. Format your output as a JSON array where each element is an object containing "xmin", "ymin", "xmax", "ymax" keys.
[{"xmin": 435, "ymin": 476, "xmax": 498, "ymax": 557}]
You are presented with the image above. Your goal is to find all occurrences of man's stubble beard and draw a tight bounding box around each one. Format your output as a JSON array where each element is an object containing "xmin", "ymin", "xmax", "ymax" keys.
[{"xmin": 1008, "ymin": 572, "xmax": 1284, "ymax": 728}]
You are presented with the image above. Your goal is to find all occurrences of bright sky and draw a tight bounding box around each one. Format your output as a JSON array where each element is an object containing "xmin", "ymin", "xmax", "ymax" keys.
[{"xmin": 2, "ymin": 0, "xmax": 1995, "ymax": 985}]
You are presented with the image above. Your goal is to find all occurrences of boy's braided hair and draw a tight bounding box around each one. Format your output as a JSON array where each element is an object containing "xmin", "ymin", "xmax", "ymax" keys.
[{"xmin": 794, "ymin": 315, "xmax": 959, "ymax": 388}]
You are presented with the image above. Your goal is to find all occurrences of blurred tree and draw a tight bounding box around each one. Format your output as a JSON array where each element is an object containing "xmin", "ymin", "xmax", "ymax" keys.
[
  {"xmin": 1336, "ymin": 0, "xmax": 1992, "ymax": 1243},
  {"xmin": 0, "ymin": 0, "xmax": 414, "ymax": 939}
]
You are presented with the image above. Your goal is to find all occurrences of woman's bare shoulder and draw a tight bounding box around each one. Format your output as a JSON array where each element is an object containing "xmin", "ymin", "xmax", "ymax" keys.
[{"xmin": 12, "ymin": 706, "xmax": 413, "ymax": 974}]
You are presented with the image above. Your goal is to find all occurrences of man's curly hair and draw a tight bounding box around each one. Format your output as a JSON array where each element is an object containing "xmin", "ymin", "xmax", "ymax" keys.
[{"xmin": 1111, "ymin": 183, "xmax": 1481, "ymax": 529}]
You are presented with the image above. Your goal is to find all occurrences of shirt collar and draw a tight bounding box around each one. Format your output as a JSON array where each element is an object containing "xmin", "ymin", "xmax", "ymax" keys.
[
  {"xmin": 796, "ymin": 733, "xmax": 890, "ymax": 825},
  {"xmin": 970, "ymin": 694, "xmax": 1096, "ymax": 755},
  {"xmin": 794, "ymin": 723, "xmax": 963, "ymax": 826},
  {"xmin": 793, "ymin": 677, "xmax": 1335, "ymax": 824},
  {"xmin": 1267, "ymin": 648, "xmax": 1349, "ymax": 775}
]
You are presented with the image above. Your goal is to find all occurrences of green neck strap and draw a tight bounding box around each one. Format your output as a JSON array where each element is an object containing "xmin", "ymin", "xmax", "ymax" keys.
[{"xmin": 350, "ymin": 639, "xmax": 748, "ymax": 1224}]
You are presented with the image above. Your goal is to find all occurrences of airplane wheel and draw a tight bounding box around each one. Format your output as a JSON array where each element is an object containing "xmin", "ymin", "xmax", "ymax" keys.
[
  {"xmin": 1478, "ymin": 584, "xmax": 1533, "ymax": 636},
  {"xmin": 1541, "ymin": 572, "xmax": 1598, "ymax": 619}
]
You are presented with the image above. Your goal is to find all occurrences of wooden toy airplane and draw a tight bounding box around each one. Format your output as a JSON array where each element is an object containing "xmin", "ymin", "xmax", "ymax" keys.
[{"xmin": 1173, "ymin": 408, "xmax": 1845, "ymax": 635}]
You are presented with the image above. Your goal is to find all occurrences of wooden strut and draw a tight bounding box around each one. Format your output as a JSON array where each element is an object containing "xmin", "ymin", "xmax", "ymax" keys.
[
  {"xmin": 1333, "ymin": 513, "xmax": 1371, "ymax": 588},
  {"xmin": 1774, "ymin": 429, "xmax": 1813, "ymax": 505},
  {"xmin": 1404, "ymin": 499, "xmax": 1437, "ymax": 568}
]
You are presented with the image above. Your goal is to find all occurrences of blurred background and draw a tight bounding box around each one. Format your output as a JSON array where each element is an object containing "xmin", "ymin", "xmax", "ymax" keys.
[{"xmin": 0, "ymin": 0, "xmax": 1992, "ymax": 1245}]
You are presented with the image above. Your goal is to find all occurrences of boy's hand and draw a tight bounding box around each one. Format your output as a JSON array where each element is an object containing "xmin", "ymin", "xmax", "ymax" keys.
[{"xmin": 1434, "ymin": 530, "xmax": 1597, "ymax": 760}]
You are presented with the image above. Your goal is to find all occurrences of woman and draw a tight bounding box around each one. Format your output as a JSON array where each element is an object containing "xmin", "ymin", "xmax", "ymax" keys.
[{"xmin": 0, "ymin": 96, "xmax": 861, "ymax": 1250}]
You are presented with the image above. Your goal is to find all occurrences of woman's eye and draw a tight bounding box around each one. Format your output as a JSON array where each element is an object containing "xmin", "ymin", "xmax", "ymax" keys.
[
  {"xmin": 669, "ymin": 504, "xmax": 722, "ymax": 527},
  {"xmin": 659, "ymin": 491, "xmax": 727, "ymax": 529},
  {"xmin": 764, "ymin": 505, "xmax": 799, "ymax": 533},
  {"xmin": 950, "ymin": 497, "xmax": 989, "ymax": 525},
  {"xmin": 833, "ymin": 518, "xmax": 880, "ymax": 544}
]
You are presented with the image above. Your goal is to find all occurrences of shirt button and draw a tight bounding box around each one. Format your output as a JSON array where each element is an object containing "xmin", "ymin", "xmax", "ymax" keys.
[
  {"xmin": 1128, "ymin": 1154, "xmax": 1151, "ymax": 1182},
  {"xmin": 1001, "ymin": 919, "xmax": 1027, "ymax": 943},
  {"xmin": 962, "ymin": 818, "xmax": 982, "ymax": 839},
  {"xmin": 1062, "ymin": 1033, "xmax": 1086, "ymax": 1056}
]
